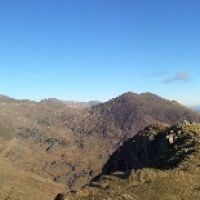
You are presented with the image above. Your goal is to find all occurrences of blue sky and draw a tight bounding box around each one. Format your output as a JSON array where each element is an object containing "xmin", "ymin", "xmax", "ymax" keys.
[{"xmin": 0, "ymin": 0, "xmax": 200, "ymax": 105}]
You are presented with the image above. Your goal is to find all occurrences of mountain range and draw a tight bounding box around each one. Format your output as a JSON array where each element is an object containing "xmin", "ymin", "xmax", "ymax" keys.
[{"xmin": 0, "ymin": 92, "xmax": 199, "ymax": 200}]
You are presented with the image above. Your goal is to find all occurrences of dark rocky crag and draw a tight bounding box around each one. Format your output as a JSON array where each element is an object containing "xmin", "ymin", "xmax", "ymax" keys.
[
  {"xmin": 102, "ymin": 122, "xmax": 197, "ymax": 174},
  {"xmin": 57, "ymin": 122, "xmax": 200, "ymax": 200}
]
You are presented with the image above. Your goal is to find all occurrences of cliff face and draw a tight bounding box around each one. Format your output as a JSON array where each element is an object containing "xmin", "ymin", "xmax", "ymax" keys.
[
  {"xmin": 102, "ymin": 122, "xmax": 197, "ymax": 174},
  {"xmin": 57, "ymin": 122, "xmax": 200, "ymax": 200}
]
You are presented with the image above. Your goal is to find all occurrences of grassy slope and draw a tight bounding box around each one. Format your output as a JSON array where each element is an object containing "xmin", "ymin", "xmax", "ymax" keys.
[
  {"xmin": 0, "ymin": 157, "xmax": 66, "ymax": 200},
  {"xmin": 0, "ymin": 101, "xmax": 110, "ymax": 199}
]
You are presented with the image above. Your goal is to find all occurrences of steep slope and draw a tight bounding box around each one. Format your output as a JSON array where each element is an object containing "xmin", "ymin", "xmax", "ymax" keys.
[
  {"xmin": 0, "ymin": 97, "xmax": 110, "ymax": 199},
  {"xmin": 66, "ymin": 92, "xmax": 200, "ymax": 142},
  {"xmin": 102, "ymin": 122, "xmax": 198, "ymax": 173},
  {"xmin": 0, "ymin": 92, "xmax": 200, "ymax": 199},
  {"xmin": 0, "ymin": 157, "xmax": 66, "ymax": 200},
  {"xmin": 58, "ymin": 122, "xmax": 200, "ymax": 200}
]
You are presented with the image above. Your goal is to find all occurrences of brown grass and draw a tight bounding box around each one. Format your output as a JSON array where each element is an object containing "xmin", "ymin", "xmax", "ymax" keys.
[{"xmin": 0, "ymin": 156, "xmax": 66, "ymax": 200}]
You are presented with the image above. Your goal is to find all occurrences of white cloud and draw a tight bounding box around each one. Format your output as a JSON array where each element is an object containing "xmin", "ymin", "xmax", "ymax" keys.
[{"xmin": 163, "ymin": 72, "xmax": 190, "ymax": 84}]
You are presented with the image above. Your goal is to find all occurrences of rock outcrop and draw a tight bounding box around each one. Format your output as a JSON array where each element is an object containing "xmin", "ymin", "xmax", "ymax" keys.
[
  {"xmin": 102, "ymin": 122, "xmax": 198, "ymax": 174},
  {"xmin": 56, "ymin": 122, "xmax": 200, "ymax": 200}
]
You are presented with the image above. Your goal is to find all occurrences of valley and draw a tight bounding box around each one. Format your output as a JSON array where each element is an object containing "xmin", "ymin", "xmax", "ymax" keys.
[{"xmin": 0, "ymin": 92, "xmax": 199, "ymax": 199}]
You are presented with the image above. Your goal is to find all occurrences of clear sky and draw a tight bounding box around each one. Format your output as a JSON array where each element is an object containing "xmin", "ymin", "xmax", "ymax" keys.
[{"xmin": 0, "ymin": 0, "xmax": 200, "ymax": 106}]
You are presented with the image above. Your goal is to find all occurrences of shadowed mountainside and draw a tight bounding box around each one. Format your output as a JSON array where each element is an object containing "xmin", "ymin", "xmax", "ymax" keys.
[{"xmin": 102, "ymin": 122, "xmax": 197, "ymax": 174}]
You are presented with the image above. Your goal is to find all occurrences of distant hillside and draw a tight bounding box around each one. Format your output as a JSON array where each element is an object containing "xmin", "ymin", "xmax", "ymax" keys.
[
  {"xmin": 64, "ymin": 100, "xmax": 100, "ymax": 108},
  {"xmin": 40, "ymin": 98, "xmax": 100, "ymax": 108},
  {"xmin": 67, "ymin": 92, "xmax": 200, "ymax": 141}
]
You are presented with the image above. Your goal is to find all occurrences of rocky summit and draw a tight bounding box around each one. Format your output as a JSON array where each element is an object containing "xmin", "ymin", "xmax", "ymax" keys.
[{"xmin": 57, "ymin": 122, "xmax": 200, "ymax": 200}]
